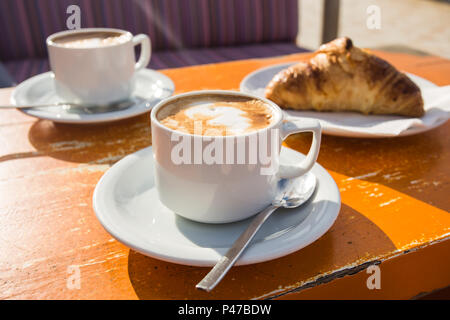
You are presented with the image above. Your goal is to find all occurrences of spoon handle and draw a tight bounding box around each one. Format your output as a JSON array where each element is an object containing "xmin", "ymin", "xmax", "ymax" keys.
[
  {"xmin": 196, "ymin": 205, "xmax": 279, "ymax": 292},
  {"xmin": 0, "ymin": 103, "xmax": 69, "ymax": 109}
]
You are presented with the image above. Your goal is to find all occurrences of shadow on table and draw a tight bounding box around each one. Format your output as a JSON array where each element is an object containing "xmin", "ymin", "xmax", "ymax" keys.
[
  {"xmin": 284, "ymin": 124, "xmax": 448, "ymax": 212},
  {"xmin": 127, "ymin": 204, "xmax": 396, "ymax": 300},
  {"xmin": 172, "ymin": 193, "xmax": 338, "ymax": 255},
  {"xmin": 25, "ymin": 116, "xmax": 151, "ymax": 164}
]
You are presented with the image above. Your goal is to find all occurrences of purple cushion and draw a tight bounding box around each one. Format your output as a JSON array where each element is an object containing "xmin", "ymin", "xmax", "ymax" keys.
[
  {"xmin": 0, "ymin": 0, "xmax": 298, "ymax": 60},
  {"xmin": 5, "ymin": 42, "xmax": 308, "ymax": 84}
]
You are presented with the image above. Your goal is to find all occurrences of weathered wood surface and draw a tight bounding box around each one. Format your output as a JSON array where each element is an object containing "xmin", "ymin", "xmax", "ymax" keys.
[{"xmin": 0, "ymin": 52, "xmax": 449, "ymax": 299}]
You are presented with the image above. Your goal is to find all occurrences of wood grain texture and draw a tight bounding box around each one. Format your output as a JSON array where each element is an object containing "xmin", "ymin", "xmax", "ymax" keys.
[{"xmin": 0, "ymin": 52, "xmax": 449, "ymax": 299}]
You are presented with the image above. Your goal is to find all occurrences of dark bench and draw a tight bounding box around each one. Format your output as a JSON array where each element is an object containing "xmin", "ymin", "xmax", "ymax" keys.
[{"xmin": 0, "ymin": 0, "xmax": 309, "ymax": 85}]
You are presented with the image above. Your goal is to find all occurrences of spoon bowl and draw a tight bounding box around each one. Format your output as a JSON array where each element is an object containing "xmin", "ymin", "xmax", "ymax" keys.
[{"xmin": 274, "ymin": 172, "xmax": 316, "ymax": 208}]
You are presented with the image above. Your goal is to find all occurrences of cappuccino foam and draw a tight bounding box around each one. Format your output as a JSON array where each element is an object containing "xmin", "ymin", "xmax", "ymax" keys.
[
  {"xmin": 159, "ymin": 99, "xmax": 274, "ymax": 136},
  {"xmin": 53, "ymin": 32, "xmax": 129, "ymax": 48}
]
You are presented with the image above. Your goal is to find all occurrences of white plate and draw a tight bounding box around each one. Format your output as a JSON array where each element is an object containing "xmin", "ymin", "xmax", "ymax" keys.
[
  {"xmin": 11, "ymin": 69, "xmax": 174, "ymax": 124},
  {"xmin": 240, "ymin": 62, "xmax": 445, "ymax": 138},
  {"xmin": 93, "ymin": 146, "xmax": 341, "ymax": 266}
]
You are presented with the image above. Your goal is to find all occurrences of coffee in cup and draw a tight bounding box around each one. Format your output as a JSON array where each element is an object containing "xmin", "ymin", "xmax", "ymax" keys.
[
  {"xmin": 158, "ymin": 95, "xmax": 274, "ymax": 136},
  {"xmin": 51, "ymin": 31, "xmax": 130, "ymax": 48}
]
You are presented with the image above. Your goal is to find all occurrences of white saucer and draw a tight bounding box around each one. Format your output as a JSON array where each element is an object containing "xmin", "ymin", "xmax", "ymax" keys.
[
  {"xmin": 11, "ymin": 69, "xmax": 174, "ymax": 124},
  {"xmin": 240, "ymin": 62, "xmax": 446, "ymax": 138},
  {"xmin": 93, "ymin": 146, "xmax": 341, "ymax": 266}
]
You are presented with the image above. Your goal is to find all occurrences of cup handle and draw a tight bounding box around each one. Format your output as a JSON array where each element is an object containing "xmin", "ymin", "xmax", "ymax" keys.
[
  {"xmin": 278, "ymin": 117, "xmax": 322, "ymax": 179},
  {"xmin": 132, "ymin": 34, "xmax": 151, "ymax": 71}
]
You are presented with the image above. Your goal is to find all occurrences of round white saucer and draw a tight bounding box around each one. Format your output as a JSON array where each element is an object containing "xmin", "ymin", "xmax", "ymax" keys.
[
  {"xmin": 11, "ymin": 69, "xmax": 174, "ymax": 124},
  {"xmin": 240, "ymin": 62, "xmax": 445, "ymax": 138},
  {"xmin": 93, "ymin": 146, "xmax": 341, "ymax": 266}
]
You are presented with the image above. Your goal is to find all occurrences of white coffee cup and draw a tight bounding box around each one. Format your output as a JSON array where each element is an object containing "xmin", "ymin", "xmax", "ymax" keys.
[
  {"xmin": 153, "ymin": 90, "xmax": 321, "ymax": 223},
  {"xmin": 46, "ymin": 28, "xmax": 151, "ymax": 105},
  {"xmin": 151, "ymin": 90, "xmax": 322, "ymax": 224}
]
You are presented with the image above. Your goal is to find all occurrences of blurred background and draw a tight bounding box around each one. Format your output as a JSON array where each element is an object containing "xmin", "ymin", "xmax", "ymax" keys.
[
  {"xmin": 0, "ymin": 0, "xmax": 449, "ymax": 87},
  {"xmin": 299, "ymin": 0, "xmax": 450, "ymax": 58}
]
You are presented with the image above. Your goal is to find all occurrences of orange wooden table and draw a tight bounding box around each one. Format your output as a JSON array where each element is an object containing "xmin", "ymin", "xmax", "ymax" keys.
[{"xmin": 0, "ymin": 52, "xmax": 449, "ymax": 300}]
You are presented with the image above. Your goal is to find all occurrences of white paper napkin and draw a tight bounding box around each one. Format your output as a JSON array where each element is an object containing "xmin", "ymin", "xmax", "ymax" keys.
[{"xmin": 285, "ymin": 86, "xmax": 450, "ymax": 137}]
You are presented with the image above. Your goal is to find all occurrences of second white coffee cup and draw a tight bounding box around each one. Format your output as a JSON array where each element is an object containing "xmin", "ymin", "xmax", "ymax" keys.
[{"xmin": 47, "ymin": 28, "xmax": 151, "ymax": 105}]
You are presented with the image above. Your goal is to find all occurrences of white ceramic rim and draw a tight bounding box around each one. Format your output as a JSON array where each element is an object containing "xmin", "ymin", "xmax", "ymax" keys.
[
  {"xmin": 46, "ymin": 27, "xmax": 133, "ymax": 49},
  {"xmin": 239, "ymin": 62, "xmax": 443, "ymax": 138},
  {"xmin": 10, "ymin": 69, "xmax": 175, "ymax": 124},
  {"xmin": 92, "ymin": 146, "xmax": 341, "ymax": 266},
  {"xmin": 150, "ymin": 90, "xmax": 285, "ymax": 139}
]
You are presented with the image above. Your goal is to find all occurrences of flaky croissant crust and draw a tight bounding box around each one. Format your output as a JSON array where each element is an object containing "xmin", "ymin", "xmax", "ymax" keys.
[{"xmin": 265, "ymin": 37, "xmax": 424, "ymax": 117}]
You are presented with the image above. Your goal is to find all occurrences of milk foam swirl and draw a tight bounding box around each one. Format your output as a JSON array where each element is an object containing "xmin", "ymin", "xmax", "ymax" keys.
[{"xmin": 160, "ymin": 100, "xmax": 273, "ymax": 136}]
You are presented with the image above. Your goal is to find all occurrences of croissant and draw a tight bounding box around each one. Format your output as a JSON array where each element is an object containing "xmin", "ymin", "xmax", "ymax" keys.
[{"xmin": 265, "ymin": 37, "xmax": 424, "ymax": 117}]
